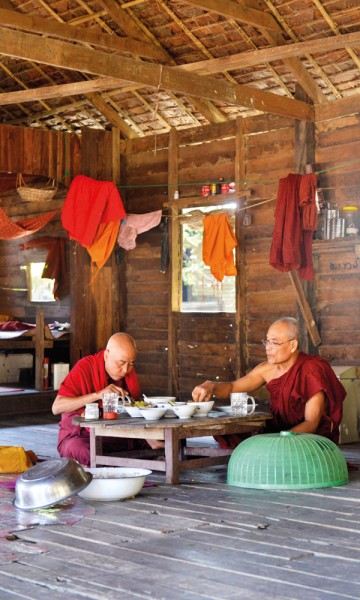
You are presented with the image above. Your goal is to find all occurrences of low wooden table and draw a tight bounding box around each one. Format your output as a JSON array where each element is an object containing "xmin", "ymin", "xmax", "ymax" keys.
[{"xmin": 74, "ymin": 411, "xmax": 272, "ymax": 484}]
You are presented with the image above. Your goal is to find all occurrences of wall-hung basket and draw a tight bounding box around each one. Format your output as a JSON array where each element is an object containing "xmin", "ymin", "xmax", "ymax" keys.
[{"xmin": 16, "ymin": 173, "xmax": 58, "ymax": 202}]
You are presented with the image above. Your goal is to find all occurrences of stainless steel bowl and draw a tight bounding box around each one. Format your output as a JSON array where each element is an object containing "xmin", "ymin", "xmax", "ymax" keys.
[{"xmin": 14, "ymin": 458, "xmax": 92, "ymax": 511}]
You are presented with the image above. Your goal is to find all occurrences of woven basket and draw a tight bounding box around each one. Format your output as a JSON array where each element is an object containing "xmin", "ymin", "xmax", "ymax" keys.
[{"xmin": 16, "ymin": 173, "xmax": 57, "ymax": 202}]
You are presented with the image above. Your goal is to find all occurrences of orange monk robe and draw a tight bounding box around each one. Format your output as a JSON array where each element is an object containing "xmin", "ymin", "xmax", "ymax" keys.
[
  {"xmin": 86, "ymin": 221, "xmax": 120, "ymax": 287},
  {"xmin": 202, "ymin": 213, "xmax": 237, "ymax": 282}
]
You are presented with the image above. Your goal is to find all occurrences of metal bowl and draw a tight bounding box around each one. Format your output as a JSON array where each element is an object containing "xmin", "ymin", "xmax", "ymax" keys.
[{"xmin": 14, "ymin": 458, "xmax": 92, "ymax": 511}]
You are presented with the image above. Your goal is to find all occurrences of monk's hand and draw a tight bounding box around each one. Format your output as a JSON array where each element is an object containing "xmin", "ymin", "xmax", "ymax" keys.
[{"xmin": 192, "ymin": 381, "xmax": 215, "ymax": 403}]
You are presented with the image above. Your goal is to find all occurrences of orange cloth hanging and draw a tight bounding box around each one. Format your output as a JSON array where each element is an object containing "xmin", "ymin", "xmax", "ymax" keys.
[
  {"xmin": 86, "ymin": 221, "xmax": 120, "ymax": 288},
  {"xmin": 0, "ymin": 207, "xmax": 58, "ymax": 240},
  {"xmin": 202, "ymin": 213, "xmax": 237, "ymax": 282}
]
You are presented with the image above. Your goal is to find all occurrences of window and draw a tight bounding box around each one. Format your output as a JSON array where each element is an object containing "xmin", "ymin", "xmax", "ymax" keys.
[
  {"xmin": 181, "ymin": 204, "xmax": 237, "ymax": 313},
  {"xmin": 22, "ymin": 263, "xmax": 55, "ymax": 302}
]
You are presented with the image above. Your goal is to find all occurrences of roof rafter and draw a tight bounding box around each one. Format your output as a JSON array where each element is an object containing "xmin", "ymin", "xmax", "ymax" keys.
[{"xmin": 0, "ymin": 26, "xmax": 314, "ymax": 121}]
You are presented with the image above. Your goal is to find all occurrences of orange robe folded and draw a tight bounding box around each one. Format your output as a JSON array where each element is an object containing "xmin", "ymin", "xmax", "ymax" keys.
[{"xmin": 202, "ymin": 213, "xmax": 237, "ymax": 282}]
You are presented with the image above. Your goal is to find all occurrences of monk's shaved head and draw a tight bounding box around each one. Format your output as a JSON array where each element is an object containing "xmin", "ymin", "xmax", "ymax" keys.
[
  {"xmin": 271, "ymin": 317, "xmax": 300, "ymax": 340},
  {"xmin": 106, "ymin": 332, "xmax": 136, "ymax": 352}
]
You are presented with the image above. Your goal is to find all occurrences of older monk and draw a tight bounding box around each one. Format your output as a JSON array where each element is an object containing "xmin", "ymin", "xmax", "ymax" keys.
[
  {"xmin": 192, "ymin": 317, "xmax": 346, "ymax": 444},
  {"xmin": 53, "ymin": 332, "xmax": 162, "ymax": 465}
]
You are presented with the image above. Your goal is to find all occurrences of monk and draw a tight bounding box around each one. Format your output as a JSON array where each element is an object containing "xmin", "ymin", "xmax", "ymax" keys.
[
  {"xmin": 192, "ymin": 317, "xmax": 346, "ymax": 444},
  {"xmin": 52, "ymin": 332, "xmax": 163, "ymax": 466}
]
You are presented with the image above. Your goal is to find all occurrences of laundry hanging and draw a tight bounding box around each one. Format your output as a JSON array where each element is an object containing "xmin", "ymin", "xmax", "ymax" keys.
[
  {"xmin": 61, "ymin": 175, "xmax": 126, "ymax": 247},
  {"xmin": 202, "ymin": 213, "xmax": 237, "ymax": 282},
  {"xmin": 269, "ymin": 173, "xmax": 318, "ymax": 281},
  {"xmin": 0, "ymin": 206, "xmax": 58, "ymax": 240},
  {"xmin": 117, "ymin": 210, "xmax": 162, "ymax": 250}
]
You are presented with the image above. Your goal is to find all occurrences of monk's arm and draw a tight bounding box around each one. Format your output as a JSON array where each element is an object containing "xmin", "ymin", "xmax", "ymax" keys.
[
  {"xmin": 52, "ymin": 382, "xmax": 125, "ymax": 415},
  {"xmin": 290, "ymin": 391, "xmax": 325, "ymax": 434},
  {"xmin": 192, "ymin": 364, "xmax": 267, "ymax": 402}
]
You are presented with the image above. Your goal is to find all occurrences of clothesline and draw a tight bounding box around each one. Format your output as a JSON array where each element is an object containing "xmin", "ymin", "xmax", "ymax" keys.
[
  {"xmin": 168, "ymin": 197, "xmax": 276, "ymax": 220},
  {"xmin": 1, "ymin": 156, "xmax": 359, "ymax": 191}
]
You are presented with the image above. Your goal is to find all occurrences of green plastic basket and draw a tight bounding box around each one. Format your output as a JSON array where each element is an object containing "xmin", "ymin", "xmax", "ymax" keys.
[{"xmin": 227, "ymin": 431, "xmax": 349, "ymax": 490}]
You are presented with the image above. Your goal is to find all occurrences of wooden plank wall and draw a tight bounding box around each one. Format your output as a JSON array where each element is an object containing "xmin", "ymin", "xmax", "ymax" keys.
[
  {"xmin": 124, "ymin": 117, "xmax": 298, "ymax": 397},
  {"xmin": 315, "ymin": 108, "xmax": 360, "ymax": 364},
  {"xmin": 0, "ymin": 188, "xmax": 70, "ymax": 323}
]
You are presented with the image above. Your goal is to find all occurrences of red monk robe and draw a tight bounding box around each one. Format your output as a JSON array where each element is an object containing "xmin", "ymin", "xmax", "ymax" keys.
[
  {"xmin": 56, "ymin": 350, "xmax": 142, "ymax": 466},
  {"xmin": 266, "ymin": 351, "xmax": 346, "ymax": 443}
]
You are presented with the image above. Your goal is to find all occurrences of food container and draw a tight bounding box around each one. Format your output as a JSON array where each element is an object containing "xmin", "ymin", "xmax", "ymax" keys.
[
  {"xmin": 173, "ymin": 404, "xmax": 197, "ymax": 419},
  {"xmin": 138, "ymin": 407, "xmax": 167, "ymax": 420},
  {"xmin": 84, "ymin": 403, "xmax": 99, "ymax": 420},
  {"xmin": 186, "ymin": 400, "xmax": 214, "ymax": 417},
  {"xmin": 77, "ymin": 467, "xmax": 152, "ymax": 501},
  {"xmin": 14, "ymin": 458, "xmax": 92, "ymax": 511},
  {"xmin": 342, "ymin": 206, "xmax": 359, "ymax": 236}
]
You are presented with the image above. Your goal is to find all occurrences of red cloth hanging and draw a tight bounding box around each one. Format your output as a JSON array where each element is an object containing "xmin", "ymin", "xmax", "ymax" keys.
[
  {"xmin": 61, "ymin": 175, "xmax": 126, "ymax": 247},
  {"xmin": 0, "ymin": 207, "xmax": 58, "ymax": 240},
  {"xmin": 269, "ymin": 173, "xmax": 317, "ymax": 281}
]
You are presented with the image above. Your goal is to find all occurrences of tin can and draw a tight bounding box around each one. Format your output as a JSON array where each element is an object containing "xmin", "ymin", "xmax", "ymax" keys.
[
  {"xmin": 210, "ymin": 183, "xmax": 217, "ymax": 195},
  {"xmin": 221, "ymin": 183, "xmax": 229, "ymax": 194},
  {"xmin": 202, "ymin": 185, "xmax": 210, "ymax": 197}
]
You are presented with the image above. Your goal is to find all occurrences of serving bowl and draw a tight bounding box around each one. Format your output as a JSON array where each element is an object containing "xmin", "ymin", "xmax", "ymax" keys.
[
  {"xmin": 125, "ymin": 405, "xmax": 142, "ymax": 418},
  {"xmin": 77, "ymin": 467, "xmax": 152, "ymax": 501},
  {"xmin": 187, "ymin": 400, "xmax": 215, "ymax": 417},
  {"xmin": 173, "ymin": 404, "xmax": 198, "ymax": 419},
  {"xmin": 14, "ymin": 458, "xmax": 92, "ymax": 511},
  {"xmin": 138, "ymin": 407, "xmax": 167, "ymax": 420},
  {"xmin": 145, "ymin": 396, "xmax": 176, "ymax": 406}
]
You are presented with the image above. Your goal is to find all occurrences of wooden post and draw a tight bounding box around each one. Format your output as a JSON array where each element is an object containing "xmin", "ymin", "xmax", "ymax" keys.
[
  {"xmin": 289, "ymin": 85, "xmax": 321, "ymax": 350},
  {"xmin": 35, "ymin": 307, "xmax": 45, "ymax": 390},
  {"xmin": 168, "ymin": 128, "xmax": 180, "ymax": 397},
  {"xmin": 235, "ymin": 116, "xmax": 247, "ymax": 378}
]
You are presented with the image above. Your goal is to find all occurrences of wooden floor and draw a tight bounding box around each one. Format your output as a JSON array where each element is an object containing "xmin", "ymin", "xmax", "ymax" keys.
[{"xmin": 1, "ymin": 415, "xmax": 360, "ymax": 599}]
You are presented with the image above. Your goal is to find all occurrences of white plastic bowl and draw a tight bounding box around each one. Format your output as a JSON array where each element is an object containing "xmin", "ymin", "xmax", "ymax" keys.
[
  {"xmin": 138, "ymin": 407, "xmax": 167, "ymax": 420},
  {"xmin": 173, "ymin": 404, "xmax": 197, "ymax": 419},
  {"xmin": 188, "ymin": 400, "xmax": 215, "ymax": 417},
  {"xmin": 77, "ymin": 467, "xmax": 152, "ymax": 501},
  {"xmin": 145, "ymin": 396, "xmax": 176, "ymax": 405}
]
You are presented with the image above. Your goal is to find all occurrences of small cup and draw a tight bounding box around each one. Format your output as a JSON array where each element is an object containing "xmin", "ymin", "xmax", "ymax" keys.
[
  {"xmin": 230, "ymin": 393, "xmax": 255, "ymax": 416},
  {"xmin": 103, "ymin": 393, "xmax": 121, "ymax": 420},
  {"xmin": 84, "ymin": 403, "xmax": 99, "ymax": 420}
]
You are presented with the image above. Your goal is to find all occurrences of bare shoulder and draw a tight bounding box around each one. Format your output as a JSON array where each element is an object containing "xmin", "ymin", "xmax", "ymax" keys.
[{"xmin": 250, "ymin": 361, "xmax": 276, "ymax": 383}]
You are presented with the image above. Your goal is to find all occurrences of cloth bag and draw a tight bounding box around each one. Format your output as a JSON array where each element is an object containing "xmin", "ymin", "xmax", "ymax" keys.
[{"xmin": 0, "ymin": 446, "xmax": 36, "ymax": 473}]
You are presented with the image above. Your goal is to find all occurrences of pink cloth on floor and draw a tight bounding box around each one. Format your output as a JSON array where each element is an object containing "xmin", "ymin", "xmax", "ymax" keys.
[{"xmin": 117, "ymin": 210, "xmax": 162, "ymax": 250}]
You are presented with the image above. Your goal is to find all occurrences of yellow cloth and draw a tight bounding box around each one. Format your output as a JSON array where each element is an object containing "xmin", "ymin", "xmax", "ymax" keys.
[
  {"xmin": 202, "ymin": 213, "xmax": 237, "ymax": 282},
  {"xmin": 0, "ymin": 446, "xmax": 36, "ymax": 473},
  {"xmin": 86, "ymin": 221, "xmax": 120, "ymax": 287}
]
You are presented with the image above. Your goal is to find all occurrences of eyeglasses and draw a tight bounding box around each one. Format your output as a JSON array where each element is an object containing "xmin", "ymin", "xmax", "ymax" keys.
[{"xmin": 261, "ymin": 338, "xmax": 294, "ymax": 349}]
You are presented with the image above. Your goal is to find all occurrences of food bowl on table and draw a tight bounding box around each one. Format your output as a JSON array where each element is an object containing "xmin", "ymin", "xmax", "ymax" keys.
[
  {"xmin": 187, "ymin": 400, "xmax": 214, "ymax": 417},
  {"xmin": 138, "ymin": 407, "xmax": 167, "ymax": 420},
  {"xmin": 173, "ymin": 404, "xmax": 198, "ymax": 419},
  {"xmin": 77, "ymin": 467, "xmax": 152, "ymax": 501},
  {"xmin": 14, "ymin": 458, "xmax": 92, "ymax": 511},
  {"xmin": 145, "ymin": 396, "xmax": 176, "ymax": 406},
  {"xmin": 157, "ymin": 401, "xmax": 186, "ymax": 417},
  {"xmin": 218, "ymin": 404, "xmax": 258, "ymax": 416},
  {"xmin": 125, "ymin": 405, "xmax": 143, "ymax": 418}
]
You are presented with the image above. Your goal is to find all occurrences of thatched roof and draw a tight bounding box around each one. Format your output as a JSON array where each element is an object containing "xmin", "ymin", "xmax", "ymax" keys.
[{"xmin": 0, "ymin": 0, "xmax": 359, "ymax": 137}]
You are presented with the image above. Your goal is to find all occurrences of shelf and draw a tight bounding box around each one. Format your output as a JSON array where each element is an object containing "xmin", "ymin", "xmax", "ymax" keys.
[{"xmin": 312, "ymin": 237, "xmax": 360, "ymax": 253}]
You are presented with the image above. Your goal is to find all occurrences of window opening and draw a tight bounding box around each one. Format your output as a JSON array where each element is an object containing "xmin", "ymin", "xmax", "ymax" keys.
[
  {"xmin": 181, "ymin": 204, "xmax": 237, "ymax": 313},
  {"xmin": 22, "ymin": 262, "xmax": 55, "ymax": 302}
]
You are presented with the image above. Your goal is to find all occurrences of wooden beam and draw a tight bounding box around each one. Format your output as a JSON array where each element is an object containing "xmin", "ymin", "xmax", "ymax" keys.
[
  {"xmin": 181, "ymin": 30, "xmax": 360, "ymax": 75},
  {"xmin": 0, "ymin": 8, "xmax": 168, "ymax": 62},
  {"xmin": 168, "ymin": 128, "xmax": 180, "ymax": 397},
  {"xmin": 288, "ymin": 271, "xmax": 321, "ymax": 347},
  {"xmin": 235, "ymin": 116, "xmax": 247, "ymax": 378},
  {"xmin": 87, "ymin": 93, "xmax": 138, "ymax": 139},
  {"xmin": 0, "ymin": 78, "xmax": 128, "ymax": 105},
  {"xmin": 315, "ymin": 94, "xmax": 360, "ymax": 121},
  {"xmin": 183, "ymin": 0, "xmax": 278, "ymax": 30},
  {"xmin": 0, "ymin": 28, "xmax": 314, "ymax": 121}
]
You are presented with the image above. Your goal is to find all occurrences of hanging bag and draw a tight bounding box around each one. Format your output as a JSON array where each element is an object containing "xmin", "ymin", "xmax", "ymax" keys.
[{"xmin": 16, "ymin": 173, "xmax": 57, "ymax": 202}]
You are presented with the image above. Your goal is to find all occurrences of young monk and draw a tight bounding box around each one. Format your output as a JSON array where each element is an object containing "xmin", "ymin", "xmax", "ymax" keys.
[
  {"xmin": 52, "ymin": 332, "xmax": 163, "ymax": 466},
  {"xmin": 192, "ymin": 317, "xmax": 346, "ymax": 445}
]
